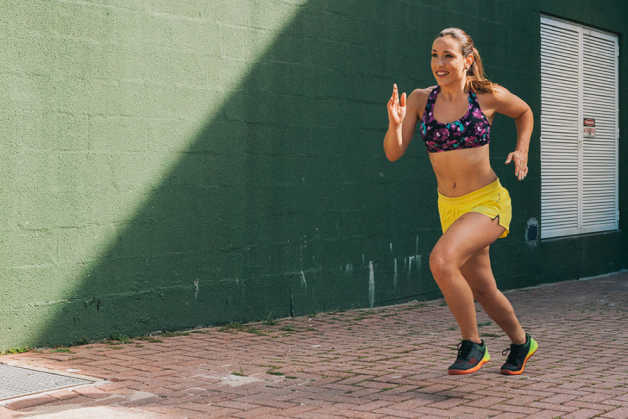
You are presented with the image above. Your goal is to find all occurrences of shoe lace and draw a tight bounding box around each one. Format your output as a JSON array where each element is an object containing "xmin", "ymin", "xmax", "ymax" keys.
[
  {"xmin": 502, "ymin": 344, "xmax": 526, "ymax": 365},
  {"xmin": 456, "ymin": 341, "xmax": 474, "ymax": 360}
]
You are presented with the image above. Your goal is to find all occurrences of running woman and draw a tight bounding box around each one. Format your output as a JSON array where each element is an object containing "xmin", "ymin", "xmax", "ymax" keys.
[{"xmin": 383, "ymin": 27, "xmax": 537, "ymax": 375}]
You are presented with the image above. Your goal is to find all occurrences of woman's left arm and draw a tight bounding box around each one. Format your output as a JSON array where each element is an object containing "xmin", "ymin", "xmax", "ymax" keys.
[{"xmin": 491, "ymin": 85, "xmax": 534, "ymax": 181}]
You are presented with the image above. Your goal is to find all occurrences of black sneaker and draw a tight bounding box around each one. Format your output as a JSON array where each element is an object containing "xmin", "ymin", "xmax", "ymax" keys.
[
  {"xmin": 501, "ymin": 333, "xmax": 538, "ymax": 375},
  {"xmin": 448, "ymin": 340, "xmax": 490, "ymax": 375}
]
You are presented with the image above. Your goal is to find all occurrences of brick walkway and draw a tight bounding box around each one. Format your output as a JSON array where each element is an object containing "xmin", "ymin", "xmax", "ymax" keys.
[{"xmin": 1, "ymin": 272, "xmax": 627, "ymax": 418}]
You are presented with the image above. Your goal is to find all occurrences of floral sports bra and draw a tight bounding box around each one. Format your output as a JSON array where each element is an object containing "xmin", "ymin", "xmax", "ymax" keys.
[{"xmin": 419, "ymin": 86, "xmax": 490, "ymax": 153}]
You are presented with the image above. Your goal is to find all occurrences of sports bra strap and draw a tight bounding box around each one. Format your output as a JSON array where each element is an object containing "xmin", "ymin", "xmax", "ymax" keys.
[
  {"xmin": 425, "ymin": 86, "xmax": 439, "ymax": 112},
  {"xmin": 468, "ymin": 90, "xmax": 479, "ymax": 105}
]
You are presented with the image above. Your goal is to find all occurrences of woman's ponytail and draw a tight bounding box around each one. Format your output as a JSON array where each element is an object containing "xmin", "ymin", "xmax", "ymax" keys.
[{"xmin": 465, "ymin": 47, "xmax": 493, "ymax": 93}]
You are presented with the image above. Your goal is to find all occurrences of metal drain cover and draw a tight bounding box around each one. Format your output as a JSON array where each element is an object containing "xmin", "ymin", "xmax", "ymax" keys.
[{"xmin": 0, "ymin": 364, "xmax": 94, "ymax": 401}]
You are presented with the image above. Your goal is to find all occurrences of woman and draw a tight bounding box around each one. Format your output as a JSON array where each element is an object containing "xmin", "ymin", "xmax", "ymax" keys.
[{"xmin": 383, "ymin": 28, "xmax": 537, "ymax": 375}]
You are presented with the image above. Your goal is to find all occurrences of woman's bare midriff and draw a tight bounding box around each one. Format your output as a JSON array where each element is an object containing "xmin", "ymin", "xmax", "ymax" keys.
[{"xmin": 428, "ymin": 144, "xmax": 497, "ymax": 197}]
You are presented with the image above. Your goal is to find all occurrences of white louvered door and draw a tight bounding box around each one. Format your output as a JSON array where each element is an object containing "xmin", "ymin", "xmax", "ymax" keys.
[
  {"xmin": 540, "ymin": 20, "xmax": 581, "ymax": 238},
  {"xmin": 581, "ymin": 31, "xmax": 619, "ymax": 233},
  {"xmin": 540, "ymin": 16, "xmax": 619, "ymax": 239}
]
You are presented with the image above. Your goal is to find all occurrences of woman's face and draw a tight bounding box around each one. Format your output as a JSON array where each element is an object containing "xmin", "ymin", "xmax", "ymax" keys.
[{"xmin": 431, "ymin": 36, "xmax": 472, "ymax": 86}]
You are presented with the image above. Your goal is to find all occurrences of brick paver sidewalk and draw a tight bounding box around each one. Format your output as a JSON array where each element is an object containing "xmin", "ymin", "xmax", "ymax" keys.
[{"xmin": 1, "ymin": 273, "xmax": 627, "ymax": 418}]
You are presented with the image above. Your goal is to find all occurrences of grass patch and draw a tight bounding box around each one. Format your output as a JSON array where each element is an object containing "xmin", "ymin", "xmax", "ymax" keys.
[
  {"xmin": 106, "ymin": 333, "xmax": 132, "ymax": 344},
  {"xmin": 398, "ymin": 303, "xmax": 425, "ymax": 311},
  {"xmin": 52, "ymin": 348, "xmax": 73, "ymax": 353},
  {"xmin": 267, "ymin": 370, "xmax": 284, "ymax": 376},
  {"xmin": 478, "ymin": 321, "xmax": 492, "ymax": 327},
  {"xmin": 160, "ymin": 331, "xmax": 189, "ymax": 337},
  {"xmin": 136, "ymin": 336, "xmax": 163, "ymax": 343},
  {"xmin": 219, "ymin": 322, "xmax": 246, "ymax": 332},
  {"xmin": 264, "ymin": 312, "xmax": 277, "ymax": 326},
  {"xmin": 1, "ymin": 346, "xmax": 31, "ymax": 355},
  {"xmin": 219, "ymin": 322, "xmax": 266, "ymax": 335},
  {"xmin": 265, "ymin": 365, "xmax": 286, "ymax": 376},
  {"xmin": 72, "ymin": 337, "xmax": 90, "ymax": 346}
]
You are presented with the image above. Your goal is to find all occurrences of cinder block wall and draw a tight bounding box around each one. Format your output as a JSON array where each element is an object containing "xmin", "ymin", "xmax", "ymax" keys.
[{"xmin": 1, "ymin": 0, "xmax": 626, "ymax": 351}]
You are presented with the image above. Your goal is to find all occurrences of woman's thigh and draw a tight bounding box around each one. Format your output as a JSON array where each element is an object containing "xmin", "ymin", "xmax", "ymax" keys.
[{"xmin": 431, "ymin": 212, "xmax": 505, "ymax": 271}]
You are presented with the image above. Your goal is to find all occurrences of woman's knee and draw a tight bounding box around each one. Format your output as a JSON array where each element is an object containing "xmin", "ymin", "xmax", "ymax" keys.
[{"xmin": 429, "ymin": 247, "xmax": 459, "ymax": 279}]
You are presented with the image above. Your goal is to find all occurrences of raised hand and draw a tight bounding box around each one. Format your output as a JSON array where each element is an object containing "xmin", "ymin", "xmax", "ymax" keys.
[
  {"xmin": 505, "ymin": 150, "xmax": 528, "ymax": 181},
  {"xmin": 387, "ymin": 83, "xmax": 407, "ymax": 127}
]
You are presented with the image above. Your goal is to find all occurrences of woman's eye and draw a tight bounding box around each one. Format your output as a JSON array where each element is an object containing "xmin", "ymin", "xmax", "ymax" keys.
[
  {"xmin": 446, "ymin": 54, "xmax": 453, "ymax": 58},
  {"xmin": 431, "ymin": 53, "xmax": 437, "ymax": 57}
]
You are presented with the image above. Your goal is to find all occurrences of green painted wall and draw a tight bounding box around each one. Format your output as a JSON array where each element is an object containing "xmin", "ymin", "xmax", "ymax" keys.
[{"xmin": 1, "ymin": 0, "xmax": 626, "ymax": 351}]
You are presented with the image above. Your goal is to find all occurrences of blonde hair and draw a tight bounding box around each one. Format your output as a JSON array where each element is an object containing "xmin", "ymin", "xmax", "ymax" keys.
[{"xmin": 437, "ymin": 27, "xmax": 494, "ymax": 93}]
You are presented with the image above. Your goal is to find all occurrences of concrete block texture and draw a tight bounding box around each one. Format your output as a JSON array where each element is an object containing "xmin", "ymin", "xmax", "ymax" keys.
[{"xmin": 0, "ymin": 0, "xmax": 626, "ymax": 350}]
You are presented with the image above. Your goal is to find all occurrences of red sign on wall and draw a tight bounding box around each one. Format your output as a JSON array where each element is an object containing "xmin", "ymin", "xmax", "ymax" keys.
[{"xmin": 583, "ymin": 118, "xmax": 596, "ymax": 137}]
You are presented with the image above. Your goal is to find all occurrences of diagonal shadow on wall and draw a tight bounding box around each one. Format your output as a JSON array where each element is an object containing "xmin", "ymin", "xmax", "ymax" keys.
[{"xmin": 21, "ymin": 0, "xmax": 469, "ymax": 347}]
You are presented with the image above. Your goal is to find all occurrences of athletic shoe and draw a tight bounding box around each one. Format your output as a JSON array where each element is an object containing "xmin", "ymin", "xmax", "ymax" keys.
[
  {"xmin": 500, "ymin": 333, "xmax": 538, "ymax": 375},
  {"xmin": 448, "ymin": 339, "xmax": 490, "ymax": 375}
]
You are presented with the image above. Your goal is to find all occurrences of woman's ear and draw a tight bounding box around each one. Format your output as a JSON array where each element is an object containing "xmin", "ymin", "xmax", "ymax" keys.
[{"xmin": 466, "ymin": 54, "xmax": 474, "ymax": 70}]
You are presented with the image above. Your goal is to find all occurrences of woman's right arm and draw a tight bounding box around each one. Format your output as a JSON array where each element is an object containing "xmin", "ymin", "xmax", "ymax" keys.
[{"xmin": 383, "ymin": 85, "xmax": 423, "ymax": 162}]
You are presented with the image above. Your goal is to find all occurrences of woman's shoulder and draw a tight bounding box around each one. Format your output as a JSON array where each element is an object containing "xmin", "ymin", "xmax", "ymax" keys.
[
  {"xmin": 408, "ymin": 86, "xmax": 437, "ymax": 109},
  {"xmin": 475, "ymin": 83, "xmax": 509, "ymax": 102},
  {"xmin": 409, "ymin": 85, "xmax": 437, "ymax": 99}
]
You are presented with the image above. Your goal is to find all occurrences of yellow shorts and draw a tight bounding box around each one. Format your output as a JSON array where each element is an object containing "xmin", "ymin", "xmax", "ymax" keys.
[{"xmin": 437, "ymin": 179, "xmax": 512, "ymax": 239}]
